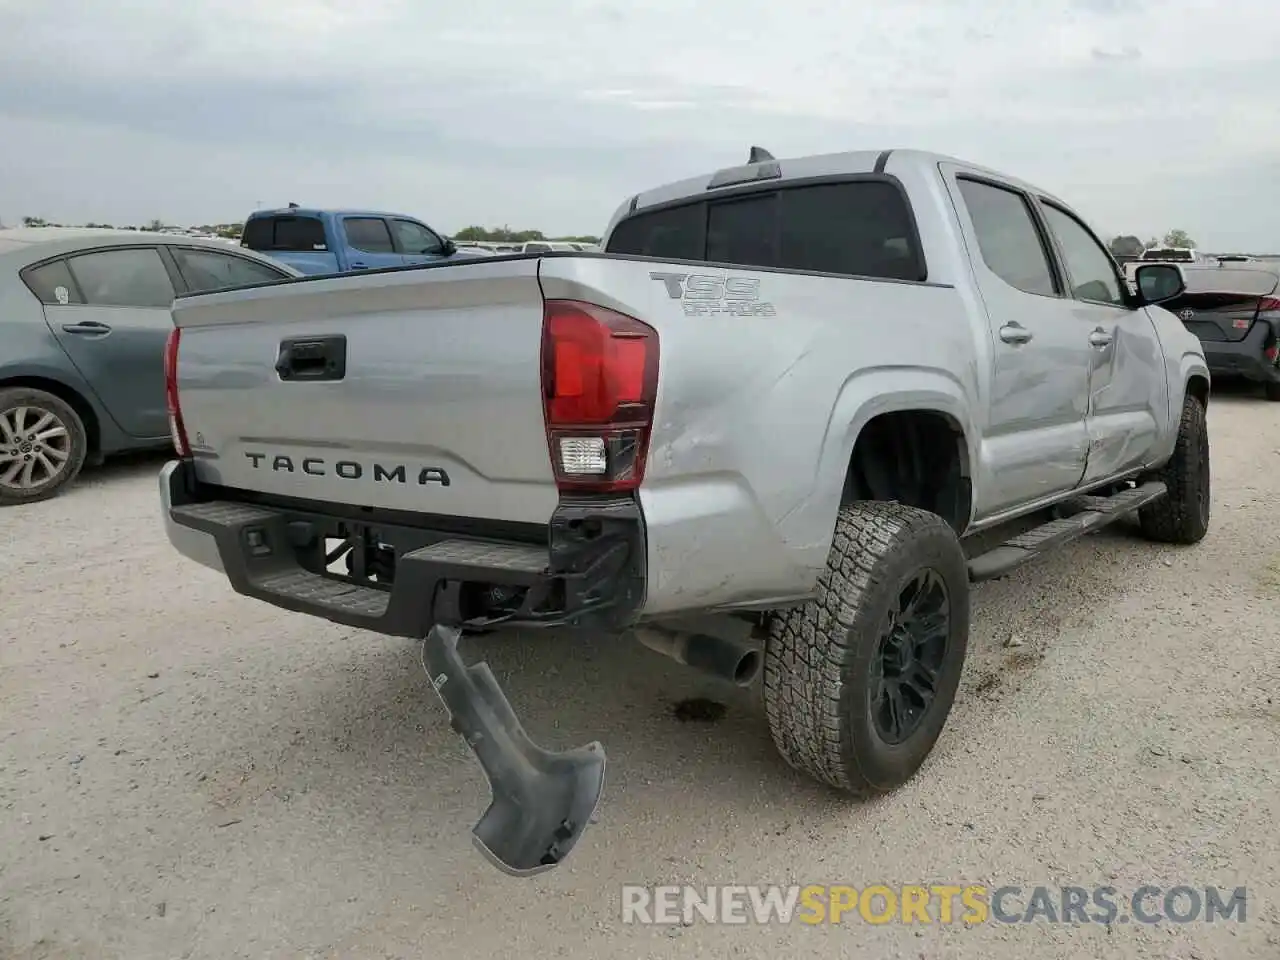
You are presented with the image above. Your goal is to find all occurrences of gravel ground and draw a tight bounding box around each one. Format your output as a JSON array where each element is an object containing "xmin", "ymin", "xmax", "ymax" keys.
[{"xmin": 2, "ymin": 391, "xmax": 1278, "ymax": 960}]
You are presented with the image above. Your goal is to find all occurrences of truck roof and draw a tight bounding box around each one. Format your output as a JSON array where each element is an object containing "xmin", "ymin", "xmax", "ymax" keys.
[
  {"xmin": 246, "ymin": 207, "xmax": 413, "ymax": 221},
  {"xmin": 615, "ymin": 147, "xmax": 1073, "ymax": 224}
]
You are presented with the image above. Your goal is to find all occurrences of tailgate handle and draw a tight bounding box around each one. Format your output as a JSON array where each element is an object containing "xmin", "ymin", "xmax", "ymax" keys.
[{"xmin": 275, "ymin": 335, "xmax": 347, "ymax": 381}]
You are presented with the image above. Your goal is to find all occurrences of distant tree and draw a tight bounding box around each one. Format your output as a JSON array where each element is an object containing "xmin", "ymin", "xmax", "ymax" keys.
[
  {"xmin": 21, "ymin": 215, "xmax": 48, "ymax": 227},
  {"xmin": 1108, "ymin": 235, "xmax": 1144, "ymax": 258},
  {"xmin": 1145, "ymin": 237, "xmax": 1160, "ymax": 249},
  {"xmin": 1162, "ymin": 229, "xmax": 1196, "ymax": 249}
]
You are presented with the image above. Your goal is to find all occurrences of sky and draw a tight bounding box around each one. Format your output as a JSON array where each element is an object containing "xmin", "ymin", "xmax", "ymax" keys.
[{"xmin": 1, "ymin": 0, "xmax": 1278, "ymax": 250}]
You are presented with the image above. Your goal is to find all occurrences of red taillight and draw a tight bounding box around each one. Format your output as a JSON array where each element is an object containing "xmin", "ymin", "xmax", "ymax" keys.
[
  {"xmin": 163, "ymin": 326, "xmax": 190, "ymax": 457},
  {"xmin": 540, "ymin": 299, "xmax": 658, "ymax": 493},
  {"xmin": 1258, "ymin": 297, "xmax": 1280, "ymax": 314}
]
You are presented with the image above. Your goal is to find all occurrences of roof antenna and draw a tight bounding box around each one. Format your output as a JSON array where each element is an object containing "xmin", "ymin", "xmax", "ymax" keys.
[
  {"xmin": 748, "ymin": 146, "xmax": 775, "ymax": 164},
  {"xmin": 287, "ymin": 201, "xmax": 300, "ymax": 209}
]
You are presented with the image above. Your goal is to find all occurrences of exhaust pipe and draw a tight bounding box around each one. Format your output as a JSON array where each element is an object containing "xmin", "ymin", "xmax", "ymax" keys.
[{"xmin": 634, "ymin": 623, "xmax": 763, "ymax": 687}]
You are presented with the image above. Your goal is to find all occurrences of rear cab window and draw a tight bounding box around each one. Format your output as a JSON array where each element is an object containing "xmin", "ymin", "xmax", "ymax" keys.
[
  {"xmin": 605, "ymin": 179, "xmax": 925, "ymax": 282},
  {"xmin": 242, "ymin": 215, "xmax": 328, "ymax": 251}
]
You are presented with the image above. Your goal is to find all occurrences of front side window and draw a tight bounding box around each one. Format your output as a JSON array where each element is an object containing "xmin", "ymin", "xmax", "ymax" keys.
[
  {"xmin": 956, "ymin": 178, "xmax": 1057, "ymax": 297},
  {"xmin": 65, "ymin": 248, "xmax": 175, "ymax": 308},
  {"xmin": 343, "ymin": 218, "xmax": 395, "ymax": 254},
  {"xmin": 1040, "ymin": 203, "xmax": 1124, "ymax": 305},
  {"xmin": 391, "ymin": 219, "xmax": 444, "ymax": 255}
]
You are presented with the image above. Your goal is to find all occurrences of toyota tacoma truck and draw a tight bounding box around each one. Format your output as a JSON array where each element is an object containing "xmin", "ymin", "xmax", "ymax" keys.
[{"xmin": 158, "ymin": 147, "xmax": 1211, "ymax": 876}]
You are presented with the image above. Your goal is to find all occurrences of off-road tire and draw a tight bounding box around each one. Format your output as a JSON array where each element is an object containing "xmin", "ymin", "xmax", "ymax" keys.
[
  {"xmin": 0, "ymin": 387, "xmax": 88, "ymax": 506},
  {"xmin": 763, "ymin": 501, "xmax": 970, "ymax": 795},
  {"xmin": 1264, "ymin": 381, "xmax": 1280, "ymax": 402},
  {"xmin": 1138, "ymin": 393, "xmax": 1209, "ymax": 544}
]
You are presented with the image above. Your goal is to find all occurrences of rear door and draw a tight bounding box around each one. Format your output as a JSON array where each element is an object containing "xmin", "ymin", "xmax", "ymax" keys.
[
  {"xmin": 42, "ymin": 246, "xmax": 176, "ymax": 439},
  {"xmin": 943, "ymin": 170, "xmax": 1092, "ymax": 517},
  {"xmin": 389, "ymin": 218, "xmax": 449, "ymax": 266},
  {"xmin": 1035, "ymin": 199, "xmax": 1166, "ymax": 485},
  {"xmin": 241, "ymin": 215, "xmax": 340, "ymax": 275},
  {"xmin": 340, "ymin": 217, "xmax": 405, "ymax": 270}
]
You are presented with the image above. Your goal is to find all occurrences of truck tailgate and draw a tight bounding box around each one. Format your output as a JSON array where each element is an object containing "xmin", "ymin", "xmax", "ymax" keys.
[{"xmin": 171, "ymin": 258, "xmax": 558, "ymax": 525}]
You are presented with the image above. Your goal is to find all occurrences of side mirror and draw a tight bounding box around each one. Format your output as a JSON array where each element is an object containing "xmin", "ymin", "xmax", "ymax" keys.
[
  {"xmin": 1134, "ymin": 263, "xmax": 1185, "ymax": 305},
  {"xmin": 441, "ymin": 238, "xmax": 457, "ymax": 256}
]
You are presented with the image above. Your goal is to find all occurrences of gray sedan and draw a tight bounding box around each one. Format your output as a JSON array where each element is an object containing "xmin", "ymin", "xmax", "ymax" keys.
[{"xmin": 0, "ymin": 229, "xmax": 298, "ymax": 504}]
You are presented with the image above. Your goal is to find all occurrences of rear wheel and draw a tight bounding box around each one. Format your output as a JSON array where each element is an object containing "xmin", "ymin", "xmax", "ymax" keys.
[
  {"xmin": 764, "ymin": 501, "xmax": 970, "ymax": 795},
  {"xmin": 0, "ymin": 387, "xmax": 88, "ymax": 506},
  {"xmin": 1138, "ymin": 393, "xmax": 1209, "ymax": 544}
]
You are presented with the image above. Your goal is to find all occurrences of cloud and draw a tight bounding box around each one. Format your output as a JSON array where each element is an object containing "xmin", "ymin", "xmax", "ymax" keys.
[{"xmin": 0, "ymin": 0, "xmax": 1277, "ymax": 249}]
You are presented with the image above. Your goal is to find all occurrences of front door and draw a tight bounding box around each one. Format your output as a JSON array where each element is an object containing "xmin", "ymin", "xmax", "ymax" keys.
[
  {"xmin": 942, "ymin": 167, "xmax": 1093, "ymax": 519},
  {"xmin": 1035, "ymin": 200, "xmax": 1167, "ymax": 484},
  {"xmin": 43, "ymin": 246, "xmax": 176, "ymax": 439}
]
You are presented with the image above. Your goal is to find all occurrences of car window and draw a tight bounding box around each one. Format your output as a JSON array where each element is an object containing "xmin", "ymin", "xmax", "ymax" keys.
[
  {"xmin": 956, "ymin": 178, "xmax": 1057, "ymax": 297},
  {"xmin": 242, "ymin": 216, "xmax": 327, "ymax": 251},
  {"xmin": 1040, "ymin": 203, "xmax": 1124, "ymax": 305},
  {"xmin": 171, "ymin": 248, "xmax": 287, "ymax": 293},
  {"xmin": 607, "ymin": 180, "xmax": 925, "ymax": 281},
  {"xmin": 343, "ymin": 218, "xmax": 395, "ymax": 254},
  {"xmin": 65, "ymin": 247, "xmax": 175, "ymax": 308},
  {"xmin": 391, "ymin": 219, "xmax": 444, "ymax": 255},
  {"xmin": 21, "ymin": 259, "xmax": 84, "ymax": 305}
]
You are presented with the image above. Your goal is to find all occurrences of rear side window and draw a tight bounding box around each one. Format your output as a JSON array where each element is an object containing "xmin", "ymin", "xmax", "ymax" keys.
[
  {"xmin": 606, "ymin": 180, "xmax": 924, "ymax": 281},
  {"xmin": 22, "ymin": 259, "xmax": 83, "ymax": 305},
  {"xmin": 65, "ymin": 248, "xmax": 175, "ymax": 308},
  {"xmin": 343, "ymin": 218, "xmax": 395, "ymax": 253},
  {"xmin": 171, "ymin": 248, "xmax": 287, "ymax": 294},
  {"xmin": 956, "ymin": 179, "xmax": 1057, "ymax": 297},
  {"xmin": 242, "ymin": 216, "xmax": 327, "ymax": 251}
]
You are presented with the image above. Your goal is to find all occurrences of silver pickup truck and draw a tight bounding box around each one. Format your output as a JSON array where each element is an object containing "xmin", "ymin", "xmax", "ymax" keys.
[{"xmin": 158, "ymin": 147, "xmax": 1210, "ymax": 876}]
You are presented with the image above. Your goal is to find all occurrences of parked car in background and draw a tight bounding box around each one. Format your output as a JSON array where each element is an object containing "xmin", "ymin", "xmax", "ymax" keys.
[
  {"xmin": 239, "ymin": 207, "xmax": 489, "ymax": 276},
  {"xmin": 1159, "ymin": 261, "xmax": 1280, "ymax": 400},
  {"xmin": 515, "ymin": 240, "xmax": 580, "ymax": 253},
  {"xmin": 1140, "ymin": 246, "xmax": 1198, "ymax": 263},
  {"xmin": 0, "ymin": 228, "xmax": 298, "ymax": 504}
]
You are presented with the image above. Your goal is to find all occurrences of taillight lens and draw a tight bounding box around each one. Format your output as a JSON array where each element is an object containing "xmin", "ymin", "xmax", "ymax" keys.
[
  {"xmin": 163, "ymin": 326, "xmax": 190, "ymax": 457},
  {"xmin": 540, "ymin": 299, "xmax": 658, "ymax": 493},
  {"xmin": 1257, "ymin": 297, "xmax": 1280, "ymax": 314}
]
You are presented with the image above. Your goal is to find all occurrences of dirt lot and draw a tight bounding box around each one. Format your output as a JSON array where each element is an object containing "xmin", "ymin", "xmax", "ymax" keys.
[{"xmin": 2, "ymin": 391, "xmax": 1278, "ymax": 960}]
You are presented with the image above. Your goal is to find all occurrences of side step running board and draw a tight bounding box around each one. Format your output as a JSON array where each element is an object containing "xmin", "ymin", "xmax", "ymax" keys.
[{"xmin": 967, "ymin": 481, "xmax": 1167, "ymax": 582}]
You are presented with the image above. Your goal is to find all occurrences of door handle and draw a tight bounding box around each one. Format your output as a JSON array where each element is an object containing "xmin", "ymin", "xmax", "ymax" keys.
[
  {"xmin": 350, "ymin": 262, "xmax": 369, "ymax": 270},
  {"xmin": 1088, "ymin": 328, "xmax": 1114, "ymax": 348},
  {"xmin": 61, "ymin": 321, "xmax": 112, "ymax": 336},
  {"xmin": 999, "ymin": 322, "xmax": 1033, "ymax": 345}
]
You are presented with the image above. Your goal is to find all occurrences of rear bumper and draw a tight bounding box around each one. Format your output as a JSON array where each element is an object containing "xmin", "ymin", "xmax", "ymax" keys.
[
  {"xmin": 159, "ymin": 459, "xmax": 646, "ymax": 637},
  {"xmin": 1198, "ymin": 322, "xmax": 1280, "ymax": 383}
]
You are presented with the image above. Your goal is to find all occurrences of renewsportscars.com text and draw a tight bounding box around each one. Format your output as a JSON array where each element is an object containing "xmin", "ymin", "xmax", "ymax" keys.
[{"xmin": 621, "ymin": 884, "xmax": 1248, "ymax": 926}]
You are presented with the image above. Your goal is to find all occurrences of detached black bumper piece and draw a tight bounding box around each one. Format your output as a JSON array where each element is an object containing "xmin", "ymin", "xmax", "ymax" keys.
[{"xmin": 421, "ymin": 624, "xmax": 605, "ymax": 875}]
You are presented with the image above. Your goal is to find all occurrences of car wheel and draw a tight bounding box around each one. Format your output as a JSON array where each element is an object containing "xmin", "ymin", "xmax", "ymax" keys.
[
  {"xmin": 0, "ymin": 387, "xmax": 88, "ymax": 506},
  {"xmin": 764, "ymin": 501, "xmax": 970, "ymax": 795},
  {"xmin": 1138, "ymin": 393, "xmax": 1209, "ymax": 545}
]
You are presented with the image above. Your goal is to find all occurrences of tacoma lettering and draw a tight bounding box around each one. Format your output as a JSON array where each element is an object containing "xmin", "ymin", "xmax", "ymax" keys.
[{"xmin": 244, "ymin": 452, "xmax": 450, "ymax": 486}]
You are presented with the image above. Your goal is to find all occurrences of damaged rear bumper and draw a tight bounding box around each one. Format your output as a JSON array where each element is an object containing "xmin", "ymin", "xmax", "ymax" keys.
[{"xmin": 158, "ymin": 459, "xmax": 647, "ymax": 635}]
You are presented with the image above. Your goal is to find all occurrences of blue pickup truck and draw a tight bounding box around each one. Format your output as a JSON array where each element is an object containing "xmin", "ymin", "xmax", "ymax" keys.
[{"xmin": 239, "ymin": 206, "xmax": 489, "ymax": 276}]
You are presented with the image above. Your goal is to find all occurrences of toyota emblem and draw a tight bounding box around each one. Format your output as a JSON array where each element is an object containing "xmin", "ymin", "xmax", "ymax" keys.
[{"xmin": 1178, "ymin": 308, "xmax": 1195, "ymax": 321}]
